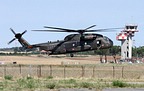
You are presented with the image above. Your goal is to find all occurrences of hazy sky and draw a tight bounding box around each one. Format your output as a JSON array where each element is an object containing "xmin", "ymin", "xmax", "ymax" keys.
[{"xmin": 0, "ymin": 0, "xmax": 144, "ymax": 48}]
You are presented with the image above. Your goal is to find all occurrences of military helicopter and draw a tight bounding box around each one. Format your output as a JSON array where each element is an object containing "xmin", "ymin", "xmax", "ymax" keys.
[{"xmin": 8, "ymin": 25, "xmax": 120, "ymax": 57}]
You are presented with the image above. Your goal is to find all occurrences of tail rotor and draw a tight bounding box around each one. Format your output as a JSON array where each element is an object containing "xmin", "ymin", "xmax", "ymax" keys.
[{"xmin": 8, "ymin": 28, "xmax": 27, "ymax": 45}]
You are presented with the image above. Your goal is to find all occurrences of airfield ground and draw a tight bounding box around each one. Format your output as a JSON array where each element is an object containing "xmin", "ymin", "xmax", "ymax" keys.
[
  {"xmin": 0, "ymin": 55, "xmax": 115, "ymax": 65},
  {"xmin": 1, "ymin": 55, "xmax": 144, "ymax": 91}
]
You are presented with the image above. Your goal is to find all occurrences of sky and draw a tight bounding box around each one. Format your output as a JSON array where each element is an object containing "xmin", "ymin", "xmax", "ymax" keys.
[{"xmin": 0, "ymin": 0, "xmax": 144, "ymax": 48}]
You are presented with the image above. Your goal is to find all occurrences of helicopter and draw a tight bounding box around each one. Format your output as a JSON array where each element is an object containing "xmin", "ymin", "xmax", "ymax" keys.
[{"xmin": 8, "ymin": 25, "xmax": 121, "ymax": 57}]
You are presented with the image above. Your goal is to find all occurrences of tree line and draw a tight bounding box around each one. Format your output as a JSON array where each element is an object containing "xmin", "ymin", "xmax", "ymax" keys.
[
  {"xmin": 94, "ymin": 45, "xmax": 144, "ymax": 63},
  {"xmin": 1, "ymin": 46, "xmax": 144, "ymax": 63}
]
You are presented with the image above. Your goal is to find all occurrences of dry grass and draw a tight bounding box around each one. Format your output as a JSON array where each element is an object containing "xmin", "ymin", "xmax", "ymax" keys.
[{"xmin": 0, "ymin": 55, "xmax": 107, "ymax": 65}]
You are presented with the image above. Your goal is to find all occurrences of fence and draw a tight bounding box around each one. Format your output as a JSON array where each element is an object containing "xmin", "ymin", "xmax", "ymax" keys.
[{"xmin": 0, "ymin": 64, "xmax": 144, "ymax": 79}]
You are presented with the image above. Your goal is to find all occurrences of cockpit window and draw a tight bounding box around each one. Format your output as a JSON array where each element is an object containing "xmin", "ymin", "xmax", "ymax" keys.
[{"xmin": 103, "ymin": 36, "xmax": 109, "ymax": 42}]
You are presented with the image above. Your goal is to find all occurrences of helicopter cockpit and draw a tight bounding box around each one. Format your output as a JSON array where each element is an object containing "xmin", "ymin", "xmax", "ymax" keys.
[{"xmin": 103, "ymin": 36, "xmax": 113, "ymax": 47}]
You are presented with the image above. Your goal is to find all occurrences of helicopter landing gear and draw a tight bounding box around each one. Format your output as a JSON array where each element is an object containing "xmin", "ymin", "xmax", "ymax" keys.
[{"xmin": 70, "ymin": 53, "xmax": 74, "ymax": 57}]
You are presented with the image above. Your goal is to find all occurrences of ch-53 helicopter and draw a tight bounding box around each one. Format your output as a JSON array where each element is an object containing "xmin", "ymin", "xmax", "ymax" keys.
[{"xmin": 8, "ymin": 25, "xmax": 121, "ymax": 57}]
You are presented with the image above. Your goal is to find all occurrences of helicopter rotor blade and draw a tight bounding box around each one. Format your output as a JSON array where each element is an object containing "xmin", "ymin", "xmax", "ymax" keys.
[
  {"xmin": 84, "ymin": 25, "xmax": 96, "ymax": 30},
  {"xmin": 86, "ymin": 27, "xmax": 124, "ymax": 32},
  {"xmin": 44, "ymin": 26, "xmax": 76, "ymax": 32},
  {"xmin": 32, "ymin": 30, "xmax": 68, "ymax": 32},
  {"xmin": 10, "ymin": 28, "xmax": 16, "ymax": 35},
  {"xmin": 8, "ymin": 38, "xmax": 16, "ymax": 45},
  {"xmin": 21, "ymin": 30, "xmax": 27, "ymax": 35},
  {"xmin": 32, "ymin": 25, "xmax": 124, "ymax": 34}
]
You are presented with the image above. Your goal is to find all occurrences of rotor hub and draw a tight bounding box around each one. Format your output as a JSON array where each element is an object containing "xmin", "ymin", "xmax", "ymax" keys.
[{"xmin": 15, "ymin": 33, "xmax": 22, "ymax": 39}]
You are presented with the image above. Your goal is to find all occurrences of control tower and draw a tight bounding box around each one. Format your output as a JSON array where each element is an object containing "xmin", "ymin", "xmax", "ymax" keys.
[{"xmin": 116, "ymin": 24, "xmax": 138, "ymax": 60}]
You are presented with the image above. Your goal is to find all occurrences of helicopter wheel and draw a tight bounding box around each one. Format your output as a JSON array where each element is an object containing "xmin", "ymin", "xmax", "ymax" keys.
[{"xmin": 70, "ymin": 53, "xmax": 74, "ymax": 57}]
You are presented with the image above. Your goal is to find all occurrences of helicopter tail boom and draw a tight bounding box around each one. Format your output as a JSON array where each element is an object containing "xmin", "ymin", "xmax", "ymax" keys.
[{"xmin": 18, "ymin": 37, "xmax": 33, "ymax": 48}]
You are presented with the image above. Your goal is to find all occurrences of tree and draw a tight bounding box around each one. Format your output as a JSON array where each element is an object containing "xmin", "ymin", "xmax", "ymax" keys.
[
  {"xmin": 132, "ymin": 47, "xmax": 137, "ymax": 57},
  {"xmin": 137, "ymin": 47, "xmax": 144, "ymax": 58},
  {"xmin": 94, "ymin": 49, "xmax": 109, "ymax": 63},
  {"xmin": 102, "ymin": 49, "xmax": 109, "ymax": 63},
  {"xmin": 94, "ymin": 49, "xmax": 103, "ymax": 63},
  {"xmin": 109, "ymin": 46, "xmax": 120, "ymax": 63}
]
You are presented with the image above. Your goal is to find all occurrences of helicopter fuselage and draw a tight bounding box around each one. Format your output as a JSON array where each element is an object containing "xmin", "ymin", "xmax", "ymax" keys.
[{"xmin": 35, "ymin": 33, "xmax": 113, "ymax": 55}]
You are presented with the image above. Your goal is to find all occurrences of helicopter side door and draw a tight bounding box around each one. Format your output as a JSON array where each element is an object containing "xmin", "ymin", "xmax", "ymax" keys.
[
  {"xmin": 65, "ymin": 41, "xmax": 80, "ymax": 52},
  {"xmin": 90, "ymin": 39, "xmax": 102, "ymax": 50},
  {"xmin": 65, "ymin": 41, "xmax": 92, "ymax": 52},
  {"xmin": 96, "ymin": 40, "xmax": 101, "ymax": 48}
]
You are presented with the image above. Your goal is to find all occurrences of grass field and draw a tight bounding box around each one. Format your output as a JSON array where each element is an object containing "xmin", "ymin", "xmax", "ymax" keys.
[
  {"xmin": 1, "ymin": 76, "xmax": 144, "ymax": 91},
  {"xmin": 0, "ymin": 55, "xmax": 108, "ymax": 65}
]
